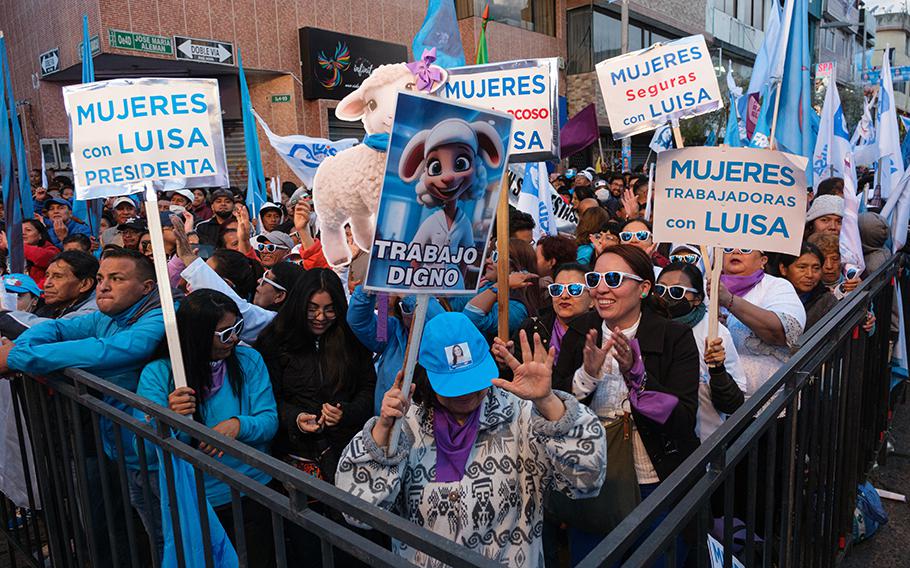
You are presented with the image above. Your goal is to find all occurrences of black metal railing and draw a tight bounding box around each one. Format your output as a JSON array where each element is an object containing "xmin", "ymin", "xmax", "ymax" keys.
[
  {"xmin": 577, "ymin": 253, "xmax": 907, "ymax": 567},
  {"xmin": 0, "ymin": 254, "xmax": 905, "ymax": 568}
]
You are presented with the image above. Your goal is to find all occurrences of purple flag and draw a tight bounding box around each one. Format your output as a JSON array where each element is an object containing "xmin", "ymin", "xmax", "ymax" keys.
[{"xmin": 559, "ymin": 104, "xmax": 599, "ymax": 159}]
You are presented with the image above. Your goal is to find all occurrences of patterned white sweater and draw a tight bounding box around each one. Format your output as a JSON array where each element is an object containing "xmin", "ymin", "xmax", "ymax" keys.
[{"xmin": 335, "ymin": 388, "xmax": 606, "ymax": 567}]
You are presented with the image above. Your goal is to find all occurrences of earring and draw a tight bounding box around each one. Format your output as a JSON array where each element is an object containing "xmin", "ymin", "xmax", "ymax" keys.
[{"xmin": 641, "ymin": 293, "xmax": 648, "ymax": 299}]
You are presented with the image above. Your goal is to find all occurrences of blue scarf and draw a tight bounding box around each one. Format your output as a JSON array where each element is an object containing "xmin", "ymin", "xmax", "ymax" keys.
[{"xmin": 363, "ymin": 133, "xmax": 390, "ymax": 152}]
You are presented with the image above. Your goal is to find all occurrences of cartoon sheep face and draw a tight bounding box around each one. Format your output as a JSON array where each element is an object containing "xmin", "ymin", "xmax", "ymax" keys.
[{"xmin": 398, "ymin": 119, "xmax": 504, "ymax": 209}]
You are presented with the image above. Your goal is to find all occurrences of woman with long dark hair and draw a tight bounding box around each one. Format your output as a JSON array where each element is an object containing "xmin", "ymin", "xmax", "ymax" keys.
[
  {"xmin": 136, "ymin": 289, "xmax": 278, "ymax": 567},
  {"xmin": 463, "ymin": 238, "xmax": 541, "ymax": 340},
  {"xmin": 255, "ymin": 268, "xmax": 376, "ymax": 481}
]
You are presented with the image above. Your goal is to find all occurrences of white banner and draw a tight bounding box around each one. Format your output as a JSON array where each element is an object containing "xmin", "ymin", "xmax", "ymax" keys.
[
  {"xmin": 441, "ymin": 58, "xmax": 559, "ymax": 162},
  {"xmin": 653, "ymin": 147, "xmax": 807, "ymax": 255},
  {"xmin": 596, "ymin": 35, "xmax": 722, "ymax": 140},
  {"xmin": 63, "ymin": 78, "xmax": 228, "ymax": 199}
]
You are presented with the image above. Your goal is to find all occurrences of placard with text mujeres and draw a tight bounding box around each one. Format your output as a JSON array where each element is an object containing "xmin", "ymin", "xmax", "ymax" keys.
[
  {"xmin": 653, "ymin": 147, "xmax": 808, "ymax": 256},
  {"xmin": 595, "ymin": 35, "xmax": 722, "ymax": 140},
  {"xmin": 440, "ymin": 58, "xmax": 559, "ymax": 162},
  {"xmin": 63, "ymin": 78, "xmax": 229, "ymax": 199}
]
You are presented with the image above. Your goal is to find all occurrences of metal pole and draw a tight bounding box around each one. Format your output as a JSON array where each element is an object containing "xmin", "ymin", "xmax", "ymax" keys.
[
  {"xmin": 620, "ymin": 0, "xmax": 631, "ymax": 171},
  {"xmin": 861, "ymin": 9, "xmax": 867, "ymax": 82}
]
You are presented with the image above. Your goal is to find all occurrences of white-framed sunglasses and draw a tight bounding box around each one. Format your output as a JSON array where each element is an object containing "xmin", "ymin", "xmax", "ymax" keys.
[{"xmin": 214, "ymin": 317, "xmax": 244, "ymax": 343}]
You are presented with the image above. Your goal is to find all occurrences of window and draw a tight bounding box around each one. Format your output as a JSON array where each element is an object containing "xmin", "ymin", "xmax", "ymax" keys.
[
  {"xmin": 456, "ymin": 0, "xmax": 556, "ymax": 36},
  {"xmin": 567, "ymin": 8, "xmax": 593, "ymax": 75},
  {"xmin": 721, "ymin": 0, "xmax": 767, "ymax": 29},
  {"xmin": 825, "ymin": 29, "xmax": 835, "ymax": 50},
  {"xmin": 905, "ymin": 37, "xmax": 910, "ymax": 58}
]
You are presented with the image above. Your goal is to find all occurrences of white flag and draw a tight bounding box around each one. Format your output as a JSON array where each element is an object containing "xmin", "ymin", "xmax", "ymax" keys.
[
  {"xmin": 517, "ymin": 162, "xmax": 558, "ymax": 242},
  {"xmin": 812, "ymin": 81, "xmax": 851, "ymax": 191},
  {"xmin": 649, "ymin": 124, "xmax": 674, "ymax": 153},
  {"xmin": 876, "ymin": 49, "xmax": 905, "ymax": 200},
  {"xmin": 253, "ymin": 110, "xmax": 358, "ymax": 188},
  {"xmin": 840, "ymin": 152, "xmax": 865, "ymax": 273}
]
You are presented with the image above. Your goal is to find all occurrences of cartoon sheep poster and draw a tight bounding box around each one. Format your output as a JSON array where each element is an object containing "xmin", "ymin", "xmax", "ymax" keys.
[{"xmin": 364, "ymin": 92, "xmax": 513, "ymax": 295}]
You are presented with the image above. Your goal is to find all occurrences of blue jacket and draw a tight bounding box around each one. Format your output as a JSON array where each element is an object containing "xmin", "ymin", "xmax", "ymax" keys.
[
  {"xmin": 8, "ymin": 294, "xmax": 165, "ymax": 469},
  {"xmin": 463, "ymin": 283, "xmax": 529, "ymax": 341},
  {"xmin": 45, "ymin": 218, "xmax": 92, "ymax": 248},
  {"xmin": 136, "ymin": 346, "xmax": 278, "ymax": 507},
  {"xmin": 346, "ymin": 286, "xmax": 445, "ymax": 415}
]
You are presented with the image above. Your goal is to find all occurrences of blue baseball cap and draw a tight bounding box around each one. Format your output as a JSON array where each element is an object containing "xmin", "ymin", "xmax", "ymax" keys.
[
  {"xmin": 418, "ymin": 312, "xmax": 497, "ymax": 397},
  {"xmin": 564, "ymin": 168, "xmax": 577, "ymax": 179},
  {"xmin": 3, "ymin": 274, "xmax": 41, "ymax": 297},
  {"xmin": 43, "ymin": 197, "xmax": 72, "ymax": 210}
]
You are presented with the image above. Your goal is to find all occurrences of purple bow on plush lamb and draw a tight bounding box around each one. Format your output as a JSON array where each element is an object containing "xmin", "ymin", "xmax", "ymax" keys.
[
  {"xmin": 625, "ymin": 338, "xmax": 678, "ymax": 424},
  {"xmin": 406, "ymin": 48, "xmax": 445, "ymax": 92}
]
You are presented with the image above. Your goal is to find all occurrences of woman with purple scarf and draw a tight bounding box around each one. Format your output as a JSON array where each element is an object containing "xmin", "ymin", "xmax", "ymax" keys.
[
  {"xmin": 335, "ymin": 311, "xmax": 606, "ymax": 568},
  {"xmin": 711, "ymin": 249, "xmax": 806, "ymax": 398}
]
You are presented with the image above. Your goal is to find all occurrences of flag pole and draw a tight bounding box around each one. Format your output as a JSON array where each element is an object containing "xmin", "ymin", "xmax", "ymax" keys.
[
  {"xmin": 496, "ymin": 174, "xmax": 510, "ymax": 342},
  {"xmin": 768, "ymin": 83, "xmax": 783, "ymax": 150},
  {"xmin": 387, "ymin": 295, "xmax": 429, "ymax": 454},
  {"xmin": 144, "ymin": 183, "xmax": 188, "ymax": 389}
]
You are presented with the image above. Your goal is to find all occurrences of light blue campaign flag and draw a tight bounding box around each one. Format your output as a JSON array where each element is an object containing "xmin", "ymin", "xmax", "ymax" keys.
[
  {"xmin": 775, "ymin": 0, "xmax": 813, "ymax": 177},
  {"xmin": 705, "ymin": 129, "xmax": 717, "ymax": 146},
  {"xmin": 745, "ymin": 0, "xmax": 783, "ymax": 115},
  {"xmin": 0, "ymin": 34, "xmax": 27, "ymax": 272},
  {"xmin": 412, "ymin": 0, "xmax": 466, "ymax": 69},
  {"xmin": 72, "ymin": 15, "xmax": 103, "ymax": 237},
  {"xmin": 155, "ymin": 444, "xmax": 238, "ymax": 568},
  {"xmin": 724, "ymin": 61, "xmax": 744, "ymax": 147},
  {"xmin": 253, "ymin": 110, "xmax": 357, "ymax": 188},
  {"xmin": 649, "ymin": 123, "xmax": 674, "ymax": 153},
  {"xmin": 516, "ymin": 162, "xmax": 557, "ymax": 242},
  {"xmin": 238, "ymin": 50, "xmax": 267, "ymax": 221}
]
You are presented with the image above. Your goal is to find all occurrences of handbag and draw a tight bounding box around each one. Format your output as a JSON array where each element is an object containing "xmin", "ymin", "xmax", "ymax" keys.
[{"xmin": 545, "ymin": 414, "xmax": 641, "ymax": 533}]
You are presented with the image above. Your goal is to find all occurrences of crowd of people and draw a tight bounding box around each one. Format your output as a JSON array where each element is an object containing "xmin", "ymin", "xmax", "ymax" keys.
[{"xmin": 0, "ymin": 163, "xmax": 903, "ymax": 568}]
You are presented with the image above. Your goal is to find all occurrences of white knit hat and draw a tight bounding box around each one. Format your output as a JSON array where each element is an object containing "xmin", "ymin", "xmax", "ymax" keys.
[{"xmin": 806, "ymin": 194, "xmax": 844, "ymax": 222}]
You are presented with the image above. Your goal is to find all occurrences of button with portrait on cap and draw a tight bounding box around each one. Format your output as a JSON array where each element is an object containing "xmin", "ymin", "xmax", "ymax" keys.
[{"xmin": 449, "ymin": 489, "xmax": 460, "ymax": 503}]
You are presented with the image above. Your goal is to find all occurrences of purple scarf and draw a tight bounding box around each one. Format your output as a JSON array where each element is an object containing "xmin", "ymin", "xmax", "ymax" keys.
[
  {"xmin": 720, "ymin": 270, "xmax": 765, "ymax": 298},
  {"xmin": 433, "ymin": 405, "xmax": 481, "ymax": 482},
  {"xmin": 205, "ymin": 360, "xmax": 227, "ymax": 399},
  {"xmin": 550, "ymin": 319, "xmax": 567, "ymax": 361}
]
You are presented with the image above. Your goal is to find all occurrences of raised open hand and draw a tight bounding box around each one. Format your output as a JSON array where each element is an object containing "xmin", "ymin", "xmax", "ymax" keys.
[{"xmin": 492, "ymin": 330, "xmax": 555, "ymax": 402}]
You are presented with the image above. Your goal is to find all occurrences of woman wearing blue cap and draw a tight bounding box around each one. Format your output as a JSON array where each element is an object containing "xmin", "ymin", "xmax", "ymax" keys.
[{"xmin": 335, "ymin": 311, "xmax": 606, "ymax": 567}]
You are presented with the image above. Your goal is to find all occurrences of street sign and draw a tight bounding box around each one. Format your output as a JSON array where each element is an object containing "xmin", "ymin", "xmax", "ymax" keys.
[
  {"xmin": 174, "ymin": 36, "xmax": 234, "ymax": 66},
  {"xmin": 77, "ymin": 35, "xmax": 101, "ymax": 60},
  {"xmin": 39, "ymin": 48, "xmax": 60, "ymax": 77},
  {"xmin": 108, "ymin": 29, "xmax": 173, "ymax": 56},
  {"xmin": 270, "ymin": 94, "xmax": 292, "ymax": 103},
  {"xmin": 862, "ymin": 66, "xmax": 910, "ymax": 84}
]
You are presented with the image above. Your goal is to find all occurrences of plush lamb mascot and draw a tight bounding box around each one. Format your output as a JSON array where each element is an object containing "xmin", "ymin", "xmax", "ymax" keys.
[{"xmin": 312, "ymin": 50, "xmax": 448, "ymax": 266}]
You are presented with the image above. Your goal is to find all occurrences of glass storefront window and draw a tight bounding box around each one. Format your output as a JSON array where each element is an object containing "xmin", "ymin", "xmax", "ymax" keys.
[{"xmin": 456, "ymin": 0, "xmax": 556, "ymax": 36}]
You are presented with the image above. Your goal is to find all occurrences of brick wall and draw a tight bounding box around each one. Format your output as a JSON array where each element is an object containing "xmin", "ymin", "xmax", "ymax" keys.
[{"xmin": 3, "ymin": 0, "xmax": 567, "ymax": 185}]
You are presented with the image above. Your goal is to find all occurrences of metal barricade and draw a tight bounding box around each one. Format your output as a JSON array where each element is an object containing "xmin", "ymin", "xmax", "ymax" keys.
[{"xmin": 0, "ymin": 254, "xmax": 905, "ymax": 568}]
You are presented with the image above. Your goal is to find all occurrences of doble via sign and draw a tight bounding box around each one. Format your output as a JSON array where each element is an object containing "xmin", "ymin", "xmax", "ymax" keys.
[
  {"xmin": 596, "ymin": 34, "xmax": 722, "ymax": 139},
  {"xmin": 63, "ymin": 78, "xmax": 229, "ymax": 199},
  {"xmin": 653, "ymin": 147, "xmax": 807, "ymax": 256}
]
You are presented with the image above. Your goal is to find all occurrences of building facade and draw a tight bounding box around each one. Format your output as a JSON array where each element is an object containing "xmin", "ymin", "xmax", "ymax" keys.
[
  {"xmin": 873, "ymin": 11, "xmax": 910, "ymax": 113},
  {"xmin": 1, "ymin": 0, "xmax": 566, "ymax": 188}
]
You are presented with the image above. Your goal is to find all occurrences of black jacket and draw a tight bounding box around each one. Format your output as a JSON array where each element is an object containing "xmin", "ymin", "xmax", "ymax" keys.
[
  {"xmin": 260, "ymin": 343, "xmax": 376, "ymax": 481},
  {"xmin": 562, "ymin": 307, "xmax": 701, "ymax": 481}
]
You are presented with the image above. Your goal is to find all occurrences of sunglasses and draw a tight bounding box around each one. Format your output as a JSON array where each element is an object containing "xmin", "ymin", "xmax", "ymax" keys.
[
  {"xmin": 490, "ymin": 250, "xmax": 499, "ymax": 263},
  {"xmin": 723, "ymin": 248, "xmax": 754, "ymax": 255},
  {"xmin": 547, "ymin": 283, "xmax": 587, "ymax": 298},
  {"xmin": 654, "ymin": 284, "xmax": 699, "ymax": 300},
  {"xmin": 259, "ymin": 274, "xmax": 286, "ymax": 292},
  {"xmin": 214, "ymin": 317, "xmax": 244, "ymax": 343},
  {"xmin": 669, "ymin": 253, "xmax": 700, "ymax": 265},
  {"xmin": 254, "ymin": 242, "xmax": 289, "ymax": 253},
  {"xmin": 585, "ymin": 271, "xmax": 644, "ymax": 289},
  {"xmin": 619, "ymin": 230, "xmax": 652, "ymax": 243}
]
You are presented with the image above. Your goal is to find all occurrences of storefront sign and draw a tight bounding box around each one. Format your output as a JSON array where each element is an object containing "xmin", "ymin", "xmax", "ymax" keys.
[{"xmin": 299, "ymin": 27, "xmax": 407, "ymax": 100}]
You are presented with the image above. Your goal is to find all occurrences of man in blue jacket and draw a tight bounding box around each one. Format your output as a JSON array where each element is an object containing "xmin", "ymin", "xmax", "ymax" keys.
[
  {"xmin": 43, "ymin": 197, "xmax": 92, "ymax": 248},
  {"xmin": 0, "ymin": 247, "xmax": 165, "ymax": 562}
]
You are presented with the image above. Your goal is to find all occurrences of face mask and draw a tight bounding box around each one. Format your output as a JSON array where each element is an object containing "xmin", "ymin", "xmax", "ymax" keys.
[{"xmin": 663, "ymin": 297, "xmax": 694, "ymax": 318}]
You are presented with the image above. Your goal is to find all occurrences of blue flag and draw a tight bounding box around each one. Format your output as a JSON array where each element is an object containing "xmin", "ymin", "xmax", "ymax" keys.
[
  {"xmin": 238, "ymin": 50, "xmax": 267, "ymax": 222},
  {"xmin": 724, "ymin": 92, "xmax": 743, "ymax": 148},
  {"xmin": 516, "ymin": 162, "xmax": 557, "ymax": 242},
  {"xmin": 412, "ymin": 0, "xmax": 466, "ymax": 69},
  {"xmin": 775, "ymin": 0, "xmax": 813, "ymax": 176},
  {"xmin": 0, "ymin": 34, "xmax": 26, "ymax": 272},
  {"xmin": 705, "ymin": 129, "xmax": 717, "ymax": 146},
  {"xmin": 73, "ymin": 14, "xmax": 103, "ymax": 238},
  {"xmin": 155, "ymin": 444, "xmax": 238, "ymax": 568}
]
